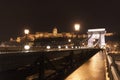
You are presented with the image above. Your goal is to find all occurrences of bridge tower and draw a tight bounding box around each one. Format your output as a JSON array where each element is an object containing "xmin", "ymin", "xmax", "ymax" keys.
[{"xmin": 87, "ymin": 28, "xmax": 106, "ymax": 48}]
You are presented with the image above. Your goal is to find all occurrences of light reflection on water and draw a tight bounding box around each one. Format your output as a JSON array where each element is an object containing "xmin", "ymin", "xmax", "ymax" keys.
[{"xmin": 65, "ymin": 51, "xmax": 106, "ymax": 80}]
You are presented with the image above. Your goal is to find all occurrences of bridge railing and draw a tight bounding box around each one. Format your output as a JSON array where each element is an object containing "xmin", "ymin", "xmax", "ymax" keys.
[
  {"xmin": 0, "ymin": 48, "xmax": 101, "ymax": 80},
  {"xmin": 106, "ymin": 53, "xmax": 120, "ymax": 80}
]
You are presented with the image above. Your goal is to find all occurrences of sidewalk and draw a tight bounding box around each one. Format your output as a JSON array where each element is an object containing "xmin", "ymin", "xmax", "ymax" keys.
[{"xmin": 65, "ymin": 51, "xmax": 106, "ymax": 80}]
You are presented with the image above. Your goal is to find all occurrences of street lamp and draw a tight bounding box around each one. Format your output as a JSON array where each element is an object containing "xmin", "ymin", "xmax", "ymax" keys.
[
  {"xmin": 24, "ymin": 29, "xmax": 30, "ymax": 39},
  {"xmin": 74, "ymin": 23, "xmax": 80, "ymax": 46},
  {"xmin": 24, "ymin": 29, "xmax": 30, "ymax": 46},
  {"xmin": 68, "ymin": 39, "xmax": 71, "ymax": 42},
  {"xmin": 74, "ymin": 23, "xmax": 80, "ymax": 38},
  {"xmin": 24, "ymin": 45, "xmax": 30, "ymax": 50},
  {"xmin": 74, "ymin": 24, "xmax": 80, "ymax": 32},
  {"xmin": 24, "ymin": 29, "xmax": 29, "ymax": 35}
]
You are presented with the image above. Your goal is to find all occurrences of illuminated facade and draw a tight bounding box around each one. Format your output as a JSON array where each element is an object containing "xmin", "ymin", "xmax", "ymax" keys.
[{"xmin": 15, "ymin": 27, "xmax": 76, "ymax": 43}]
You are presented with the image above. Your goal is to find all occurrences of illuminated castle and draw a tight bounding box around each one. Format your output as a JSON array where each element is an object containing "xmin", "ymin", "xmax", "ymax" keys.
[{"xmin": 14, "ymin": 27, "xmax": 76, "ymax": 43}]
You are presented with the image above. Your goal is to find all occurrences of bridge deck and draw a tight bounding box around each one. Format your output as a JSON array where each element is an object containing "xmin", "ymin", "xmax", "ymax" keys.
[{"xmin": 65, "ymin": 51, "xmax": 106, "ymax": 80}]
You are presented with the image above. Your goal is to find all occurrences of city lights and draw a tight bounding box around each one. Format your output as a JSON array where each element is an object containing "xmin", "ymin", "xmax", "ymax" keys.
[
  {"xmin": 65, "ymin": 46, "xmax": 68, "ymax": 49},
  {"xmin": 71, "ymin": 46, "xmax": 74, "ymax": 49},
  {"xmin": 46, "ymin": 45, "xmax": 51, "ymax": 49},
  {"xmin": 58, "ymin": 45, "xmax": 61, "ymax": 49},
  {"xmin": 24, "ymin": 45, "xmax": 30, "ymax": 50},
  {"xmin": 68, "ymin": 39, "xmax": 71, "ymax": 42}
]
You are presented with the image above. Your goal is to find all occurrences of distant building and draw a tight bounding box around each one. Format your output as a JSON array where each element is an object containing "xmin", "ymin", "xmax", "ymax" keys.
[
  {"xmin": 10, "ymin": 27, "xmax": 114, "ymax": 44},
  {"xmin": 13, "ymin": 27, "xmax": 77, "ymax": 43}
]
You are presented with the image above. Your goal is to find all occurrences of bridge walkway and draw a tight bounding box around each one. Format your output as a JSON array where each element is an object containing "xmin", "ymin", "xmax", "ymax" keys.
[{"xmin": 65, "ymin": 51, "xmax": 106, "ymax": 80}]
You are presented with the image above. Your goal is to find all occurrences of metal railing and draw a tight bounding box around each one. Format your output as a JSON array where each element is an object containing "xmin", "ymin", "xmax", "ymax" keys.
[
  {"xmin": 0, "ymin": 48, "xmax": 100, "ymax": 80},
  {"xmin": 106, "ymin": 53, "xmax": 120, "ymax": 80}
]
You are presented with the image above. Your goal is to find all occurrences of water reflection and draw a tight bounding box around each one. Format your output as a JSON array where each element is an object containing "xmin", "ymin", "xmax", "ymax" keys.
[{"xmin": 65, "ymin": 51, "xmax": 106, "ymax": 80}]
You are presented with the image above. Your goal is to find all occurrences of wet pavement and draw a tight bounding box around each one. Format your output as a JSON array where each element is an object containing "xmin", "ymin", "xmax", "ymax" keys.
[{"xmin": 65, "ymin": 51, "xmax": 106, "ymax": 80}]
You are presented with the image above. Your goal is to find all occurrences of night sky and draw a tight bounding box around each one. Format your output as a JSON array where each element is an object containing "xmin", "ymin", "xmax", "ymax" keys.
[{"xmin": 0, "ymin": 0, "xmax": 120, "ymax": 41}]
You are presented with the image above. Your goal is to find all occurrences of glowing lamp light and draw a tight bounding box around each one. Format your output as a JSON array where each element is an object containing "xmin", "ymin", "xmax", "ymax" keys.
[
  {"xmin": 24, "ymin": 45, "xmax": 30, "ymax": 50},
  {"xmin": 74, "ymin": 24, "xmax": 80, "ymax": 31},
  {"xmin": 68, "ymin": 39, "xmax": 71, "ymax": 42},
  {"xmin": 75, "ymin": 46, "xmax": 78, "ymax": 49},
  {"xmin": 65, "ymin": 46, "xmax": 68, "ymax": 49},
  {"xmin": 58, "ymin": 46, "xmax": 61, "ymax": 49},
  {"xmin": 71, "ymin": 46, "xmax": 74, "ymax": 49},
  {"xmin": 46, "ymin": 45, "xmax": 51, "ymax": 49},
  {"xmin": 24, "ymin": 29, "xmax": 29, "ymax": 34}
]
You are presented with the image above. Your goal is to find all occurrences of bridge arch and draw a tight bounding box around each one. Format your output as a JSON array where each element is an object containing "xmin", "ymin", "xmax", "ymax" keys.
[{"xmin": 87, "ymin": 28, "xmax": 106, "ymax": 48}]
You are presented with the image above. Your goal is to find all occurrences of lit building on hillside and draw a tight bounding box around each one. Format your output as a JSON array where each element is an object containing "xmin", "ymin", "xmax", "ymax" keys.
[
  {"xmin": 10, "ymin": 27, "xmax": 114, "ymax": 44},
  {"xmin": 14, "ymin": 27, "xmax": 77, "ymax": 43},
  {"xmin": 34, "ymin": 27, "xmax": 73, "ymax": 38}
]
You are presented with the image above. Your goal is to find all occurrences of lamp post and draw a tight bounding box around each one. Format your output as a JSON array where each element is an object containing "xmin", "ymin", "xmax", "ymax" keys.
[
  {"xmin": 74, "ymin": 24, "xmax": 80, "ymax": 47},
  {"xmin": 74, "ymin": 24, "xmax": 80, "ymax": 32},
  {"xmin": 24, "ymin": 29, "xmax": 29, "ymax": 35},
  {"xmin": 24, "ymin": 29, "xmax": 30, "ymax": 44}
]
